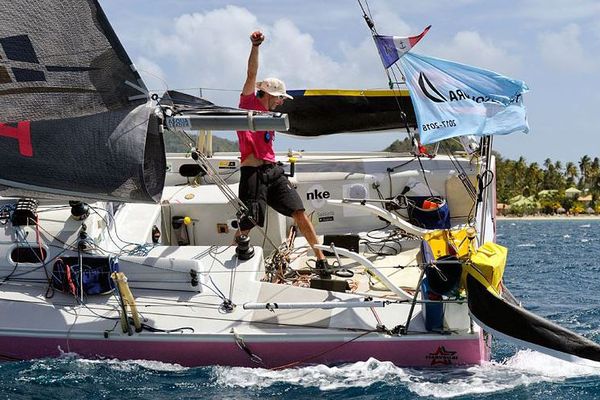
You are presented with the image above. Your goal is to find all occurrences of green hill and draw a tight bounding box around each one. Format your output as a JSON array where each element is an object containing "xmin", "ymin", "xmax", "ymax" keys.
[
  {"xmin": 163, "ymin": 131, "xmax": 238, "ymax": 153},
  {"xmin": 383, "ymin": 137, "xmax": 464, "ymax": 153}
]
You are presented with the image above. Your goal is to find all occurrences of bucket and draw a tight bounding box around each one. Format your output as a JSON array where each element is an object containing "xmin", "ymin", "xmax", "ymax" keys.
[{"xmin": 408, "ymin": 196, "xmax": 450, "ymax": 229}]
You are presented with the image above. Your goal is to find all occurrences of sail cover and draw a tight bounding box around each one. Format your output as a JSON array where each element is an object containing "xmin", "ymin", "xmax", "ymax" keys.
[
  {"xmin": 0, "ymin": 0, "xmax": 165, "ymax": 202},
  {"xmin": 274, "ymin": 89, "xmax": 416, "ymax": 136}
]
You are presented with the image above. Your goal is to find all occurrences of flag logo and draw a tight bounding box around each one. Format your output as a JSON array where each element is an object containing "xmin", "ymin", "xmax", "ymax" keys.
[{"xmin": 418, "ymin": 73, "xmax": 447, "ymax": 103}]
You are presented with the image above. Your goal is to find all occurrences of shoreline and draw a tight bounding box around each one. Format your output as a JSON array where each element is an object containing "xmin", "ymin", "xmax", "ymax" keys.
[{"xmin": 497, "ymin": 214, "xmax": 600, "ymax": 221}]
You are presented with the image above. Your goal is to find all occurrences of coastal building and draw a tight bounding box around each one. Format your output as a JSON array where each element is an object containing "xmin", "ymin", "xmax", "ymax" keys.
[{"xmin": 565, "ymin": 187, "xmax": 582, "ymax": 198}]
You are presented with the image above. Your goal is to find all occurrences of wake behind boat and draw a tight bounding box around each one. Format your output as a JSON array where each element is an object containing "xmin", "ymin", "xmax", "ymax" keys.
[{"xmin": 0, "ymin": 0, "xmax": 598, "ymax": 369}]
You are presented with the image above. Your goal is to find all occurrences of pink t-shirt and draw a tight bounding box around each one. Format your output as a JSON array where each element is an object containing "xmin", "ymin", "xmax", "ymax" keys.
[{"xmin": 237, "ymin": 93, "xmax": 276, "ymax": 163}]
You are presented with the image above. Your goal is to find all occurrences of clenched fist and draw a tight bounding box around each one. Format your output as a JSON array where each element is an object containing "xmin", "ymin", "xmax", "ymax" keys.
[{"xmin": 250, "ymin": 31, "xmax": 264, "ymax": 46}]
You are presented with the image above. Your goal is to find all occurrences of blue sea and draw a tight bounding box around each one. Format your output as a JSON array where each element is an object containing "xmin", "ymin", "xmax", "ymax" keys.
[{"xmin": 2, "ymin": 219, "xmax": 600, "ymax": 399}]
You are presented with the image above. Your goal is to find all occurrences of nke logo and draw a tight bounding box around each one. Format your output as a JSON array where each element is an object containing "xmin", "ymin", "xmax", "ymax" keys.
[{"xmin": 306, "ymin": 189, "xmax": 330, "ymax": 200}]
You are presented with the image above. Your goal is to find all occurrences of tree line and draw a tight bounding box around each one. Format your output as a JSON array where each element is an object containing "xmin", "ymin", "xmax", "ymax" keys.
[
  {"xmin": 164, "ymin": 133, "xmax": 599, "ymax": 215},
  {"xmin": 495, "ymin": 154, "xmax": 600, "ymax": 215},
  {"xmin": 385, "ymin": 138, "xmax": 600, "ymax": 215}
]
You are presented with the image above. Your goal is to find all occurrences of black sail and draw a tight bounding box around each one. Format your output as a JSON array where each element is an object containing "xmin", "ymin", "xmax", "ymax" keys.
[
  {"xmin": 467, "ymin": 275, "xmax": 600, "ymax": 364},
  {"xmin": 0, "ymin": 0, "xmax": 165, "ymax": 202},
  {"xmin": 275, "ymin": 89, "xmax": 416, "ymax": 136}
]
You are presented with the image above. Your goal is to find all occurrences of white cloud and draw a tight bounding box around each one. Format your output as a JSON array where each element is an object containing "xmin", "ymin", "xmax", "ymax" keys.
[
  {"xmin": 261, "ymin": 18, "xmax": 344, "ymax": 87},
  {"xmin": 538, "ymin": 24, "xmax": 595, "ymax": 72},
  {"xmin": 137, "ymin": 5, "xmax": 399, "ymax": 105},
  {"xmin": 135, "ymin": 56, "xmax": 169, "ymax": 93},
  {"xmin": 368, "ymin": 2, "xmax": 411, "ymax": 35},
  {"xmin": 428, "ymin": 31, "xmax": 522, "ymax": 75}
]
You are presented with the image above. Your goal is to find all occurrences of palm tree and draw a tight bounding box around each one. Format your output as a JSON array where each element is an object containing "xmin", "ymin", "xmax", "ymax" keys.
[
  {"xmin": 579, "ymin": 155, "xmax": 591, "ymax": 189},
  {"xmin": 590, "ymin": 157, "xmax": 600, "ymax": 194},
  {"xmin": 512, "ymin": 157, "xmax": 527, "ymax": 197},
  {"xmin": 565, "ymin": 161, "xmax": 578, "ymax": 179},
  {"xmin": 565, "ymin": 161, "xmax": 578, "ymax": 187},
  {"xmin": 554, "ymin": 160, "xmax": 563, "ymax": 173},
  {"xmin": 525, "ymin": 162, "xmax": 542, "ymax": 194}
]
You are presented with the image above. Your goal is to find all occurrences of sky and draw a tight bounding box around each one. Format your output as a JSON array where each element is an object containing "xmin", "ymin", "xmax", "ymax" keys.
[{"xmin": 99, "ymin": 0, "xmax": 600, "ymax": 164}]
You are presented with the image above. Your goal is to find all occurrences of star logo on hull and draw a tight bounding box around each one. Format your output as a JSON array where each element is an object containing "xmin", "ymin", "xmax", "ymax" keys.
[{"xmin": 426, "ymin": 346, "xmax": 458, "ymax": 366}]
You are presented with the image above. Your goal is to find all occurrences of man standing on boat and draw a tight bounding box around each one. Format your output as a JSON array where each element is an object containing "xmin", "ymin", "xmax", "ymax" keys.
[{"xmin": 237, "ymin": 30, "xmax": 329, "ymax": 275}]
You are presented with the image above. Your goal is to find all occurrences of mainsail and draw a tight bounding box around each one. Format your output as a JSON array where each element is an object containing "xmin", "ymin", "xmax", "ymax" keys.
[
  {"xmin": 0, "ymin": 0, "xmax": 164, "ymax": 202},
  {"xmin": 275, "ymin": 89, "xmax": 416, "ymax": 136}
]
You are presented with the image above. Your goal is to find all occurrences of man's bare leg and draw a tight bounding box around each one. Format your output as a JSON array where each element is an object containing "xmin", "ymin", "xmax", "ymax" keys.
[{"xmin": 292, "ymin": 210, "xmax": 325, "ymax": 260}]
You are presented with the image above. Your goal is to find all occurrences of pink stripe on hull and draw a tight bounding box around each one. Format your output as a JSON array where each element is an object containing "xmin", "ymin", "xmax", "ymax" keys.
[{"xmin": 0, "ymin": 333, "xmax": 489, "ymax": 368}]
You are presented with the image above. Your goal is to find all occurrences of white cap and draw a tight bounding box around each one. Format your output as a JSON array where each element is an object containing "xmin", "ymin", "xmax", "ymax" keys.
[{"xmin": 256, "ymin": 77, "xmax": 293, "ymax": 99}]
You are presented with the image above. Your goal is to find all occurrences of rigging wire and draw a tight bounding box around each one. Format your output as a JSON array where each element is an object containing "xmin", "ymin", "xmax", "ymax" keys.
[
  {"xmin": 89, "ymin": 205, "xmax": 144, "ymax": 252},
  {"xmin": 166, "ymin": 125, "xmax": 279, "ymax": 252},
  {"xmin": 270, "ymin": 329, "xmax": 376, "ymax": 370},
  {"xmin": 357, "ymin": 0, "xmax": 438, "ymax": 201},
  {"xmin": 444, "ymin": 144, "xmax": 478, "ymax": 201}
]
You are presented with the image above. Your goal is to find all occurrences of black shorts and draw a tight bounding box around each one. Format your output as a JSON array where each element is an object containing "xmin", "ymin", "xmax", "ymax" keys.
[{"xmin": 238, "ymin": 164, "xmax": 305, "ymax": 231}]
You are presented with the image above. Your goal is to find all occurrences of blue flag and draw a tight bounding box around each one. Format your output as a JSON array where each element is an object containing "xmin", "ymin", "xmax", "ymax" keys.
[{"xmin": 398, "ymin": 52, "xmax": 529, "ymax": 144}]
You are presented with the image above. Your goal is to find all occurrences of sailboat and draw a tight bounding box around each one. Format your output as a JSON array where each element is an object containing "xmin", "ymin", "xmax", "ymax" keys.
[{"xmin": 0, "ymin": 0, "xmax": 598, "ymax": 369}]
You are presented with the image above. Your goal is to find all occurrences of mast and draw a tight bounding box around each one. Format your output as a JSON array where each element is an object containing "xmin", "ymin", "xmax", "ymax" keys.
[{"xmin": 357, "ymin": 0, "xmax": 417, "ymax": 148}]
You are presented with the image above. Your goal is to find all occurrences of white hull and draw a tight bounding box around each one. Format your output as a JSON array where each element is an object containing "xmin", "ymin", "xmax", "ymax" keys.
[{"xmin": 0, "ymin": 152, "xmax": 494, "ymax": 367}]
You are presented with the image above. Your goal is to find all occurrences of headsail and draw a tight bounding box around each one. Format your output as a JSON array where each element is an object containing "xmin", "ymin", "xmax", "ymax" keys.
[
  {"xmin": 0, "ymin": 0, "xmax": 165, "ymax": 203},
  {"xmin": 467, "ymin": 275, "xmax": 600, "ymax": 365}
]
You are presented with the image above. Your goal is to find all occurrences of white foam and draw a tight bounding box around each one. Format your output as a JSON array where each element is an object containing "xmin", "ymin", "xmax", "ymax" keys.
[
  {"xmin": 53, "ymin": 352, "xmax": 187, "ymax": 372},
  {"xmin": 213, "ymin": 351, "xmax": 600, "ymax": 398},
  {"xmin": 504, "ymin": 349, "xmax": 600, "ymax": 377},
  {"xmin": 517, "ymin": 243, "xmax": 536, "ymax": 247},
  {"xmin": 214, "ymin": 358, "xmax": 406, "ymax": 391},
  {"xmin": 76, "ymin": 358, "xmax": 187, "ymax": 372}
]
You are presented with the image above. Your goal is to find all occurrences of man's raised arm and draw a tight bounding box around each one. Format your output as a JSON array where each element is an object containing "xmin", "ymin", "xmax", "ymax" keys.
[{"xmin": 242, "ymin": 31, "xmax": 264, "ymax": 96}]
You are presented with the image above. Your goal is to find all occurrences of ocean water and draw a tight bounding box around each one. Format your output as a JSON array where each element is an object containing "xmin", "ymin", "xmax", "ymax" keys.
[{"xmin": 2, "ymin": 219, "xmax": 600, "ymax": 399}]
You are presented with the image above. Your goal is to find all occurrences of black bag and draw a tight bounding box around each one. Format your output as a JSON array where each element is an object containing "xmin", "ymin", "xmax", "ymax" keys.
[{"xmin": 425, "ymin": 255, "xmax": 462, "ymax": 296}]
